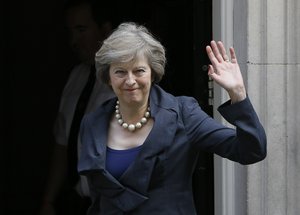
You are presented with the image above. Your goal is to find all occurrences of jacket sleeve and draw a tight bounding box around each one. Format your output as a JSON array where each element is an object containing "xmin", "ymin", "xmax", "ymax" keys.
[{"xmin": 181, "ymin": 96, "xmax": 267, "ymax": 164}]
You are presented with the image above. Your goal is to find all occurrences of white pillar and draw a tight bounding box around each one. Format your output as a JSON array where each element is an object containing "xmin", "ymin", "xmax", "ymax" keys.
[
  {"xmin": 213, "ymin": 0, "xmax": 300, "ymax": 214},
  {"xmin": 247, "ymin": 0, "xmax": 300, "ymax": 214}
]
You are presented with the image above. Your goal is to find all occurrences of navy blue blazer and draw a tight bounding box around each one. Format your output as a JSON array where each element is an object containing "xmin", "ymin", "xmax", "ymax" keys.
[{"xmin": 78, "ymin": 84, "xmax": 267, "ymax": 215}]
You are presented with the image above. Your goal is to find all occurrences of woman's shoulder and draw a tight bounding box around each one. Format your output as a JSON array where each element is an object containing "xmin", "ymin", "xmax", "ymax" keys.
[
  {"xmin": 150, "ymin": 84, "xmax": 199, "ymax": 113},
  {"xmin": 176, "ymin": 95, "xmax": 198, "ymax": 104},
  {"xmin": 84, "ymin": 97, "xmax": 117, "ymax": 121}
]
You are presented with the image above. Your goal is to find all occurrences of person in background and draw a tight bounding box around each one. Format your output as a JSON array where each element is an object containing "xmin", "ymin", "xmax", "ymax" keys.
[
  {"xmin": 39, "ymin": 1, "xmax": 118, "ymax": 214},
  {"xmin": 78, "ymin": 22, "xmax": 267, "ymax": 214}
]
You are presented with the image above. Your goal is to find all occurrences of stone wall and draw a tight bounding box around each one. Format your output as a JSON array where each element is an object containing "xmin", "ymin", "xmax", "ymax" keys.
[
  {"xmin": 213, "ymin": 0, "xmax": 299, "ymax": 214},
  {"xmin": 246, "ymin": 0, "xmax": 299, "ymax": 214}
]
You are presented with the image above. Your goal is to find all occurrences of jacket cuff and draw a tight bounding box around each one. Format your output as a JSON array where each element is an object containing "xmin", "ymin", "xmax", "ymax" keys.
[{"xmin": 217, "ymin": 97, "xmax": 255, "ymax": 124}]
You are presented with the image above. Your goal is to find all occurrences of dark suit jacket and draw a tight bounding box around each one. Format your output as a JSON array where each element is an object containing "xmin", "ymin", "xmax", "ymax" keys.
[{"xmin": 78, "ymin": 84, "xmax": 267, "ymax": 215}]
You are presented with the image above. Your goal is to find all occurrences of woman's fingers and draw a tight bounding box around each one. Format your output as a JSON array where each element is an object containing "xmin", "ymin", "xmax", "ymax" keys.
[
  {"xmin": 207, "ymin": 41, "xmax": 232, "ymax": 64},
  {"xmin": 205, "ymin": 40, "xmax": 246, "ymax": 102},
  {"xmin": 229, "ymin": 47, "xmax": 237, "ymax": 63},
  {"xmin": 207, "ymin": 64, "xmax": 214, "ymax": 75},
  {"xmin": 210, "ymin": 41, "xmax": 224, "ymax": 63},
  {"xmin": 206, "ymin": 45, "xmax": 219, "ymax": 67},
  {"xmin": 217, "ymin": 41, "xmax": 230, "ymax": 62},
  {"xmin": 207, "ymin": 64, "xmax": 218, "ymax": 78},
  {"xmin": 206, "ymin": 41, "xmax": 238, "ymax": 79}
]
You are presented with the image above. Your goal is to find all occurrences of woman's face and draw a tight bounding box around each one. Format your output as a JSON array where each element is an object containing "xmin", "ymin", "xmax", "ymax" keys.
[{"xmin": 109, "ymin": 54, "xmax": 152, "ymax": 106}]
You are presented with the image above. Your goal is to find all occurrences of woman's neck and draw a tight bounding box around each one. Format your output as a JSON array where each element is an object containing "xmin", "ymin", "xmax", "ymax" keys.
[{"xmin": 118, "ymin": 101, "xmax": 149, "ymax": 124}]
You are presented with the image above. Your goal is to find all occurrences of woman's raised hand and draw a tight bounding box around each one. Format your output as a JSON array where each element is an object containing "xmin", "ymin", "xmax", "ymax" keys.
[{"xmin": 206, "ymin": 41, "xmax": 246, "ymax": 103}]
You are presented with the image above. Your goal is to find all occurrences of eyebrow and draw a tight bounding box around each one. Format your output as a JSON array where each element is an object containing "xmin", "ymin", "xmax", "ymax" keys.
[
  {"xmin": 112, "ymin": 65, "xmax": 148, "ymax": 70},
  {"xmin": 135, "ymin": 66, "xmax": 148, "ymax": 69}
]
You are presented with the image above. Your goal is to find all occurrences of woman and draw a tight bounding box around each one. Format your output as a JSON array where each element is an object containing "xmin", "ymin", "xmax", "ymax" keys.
[{"xmin": 78, "ymin": 22, "xmax": 267, "ymax": 214}]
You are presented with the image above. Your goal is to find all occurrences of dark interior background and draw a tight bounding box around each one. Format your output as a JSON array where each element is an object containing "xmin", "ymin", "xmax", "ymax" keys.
[{"xmin": 1, "ymin": 0, "xmax": 213, "ymax": 214}]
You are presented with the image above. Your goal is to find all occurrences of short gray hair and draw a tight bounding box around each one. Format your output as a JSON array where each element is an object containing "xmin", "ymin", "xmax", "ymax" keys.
[{"xmin": 95, "ymin": 22, "xmax": 166, "ymax": 84}]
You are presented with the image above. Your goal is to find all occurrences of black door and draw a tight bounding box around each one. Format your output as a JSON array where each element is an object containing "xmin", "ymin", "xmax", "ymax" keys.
[{"xmin": 3, "ymin": 0, "xmax": 213, "ymax": 214}]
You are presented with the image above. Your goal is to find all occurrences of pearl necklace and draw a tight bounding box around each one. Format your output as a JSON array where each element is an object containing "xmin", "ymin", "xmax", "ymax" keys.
[{"xmin": 115, "ymin": 100, "xmax": 151, "ymax": 132}]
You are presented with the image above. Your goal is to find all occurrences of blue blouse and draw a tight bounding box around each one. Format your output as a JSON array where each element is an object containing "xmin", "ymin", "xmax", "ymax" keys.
[{"xmin": 106, "ymin": 145, "xmax": 142, "ymax": 179}]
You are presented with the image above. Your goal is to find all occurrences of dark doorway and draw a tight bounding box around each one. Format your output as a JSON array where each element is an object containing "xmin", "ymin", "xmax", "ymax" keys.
[{"xmin": 2, "ymin": 0, "xmax": 213, "ymax": 214}]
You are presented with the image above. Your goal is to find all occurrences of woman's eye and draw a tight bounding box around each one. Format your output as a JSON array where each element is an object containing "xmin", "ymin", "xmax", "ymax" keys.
[
  {"xmin": 115, "ymin": 70, "xmax": 125, "ymax": 74},
  {"xmin": 136, "ymin": 69, "xmax": 145, "ymax": 73},
  {"xmin": 136, "ymin": 69, "xmax": 148, "ymax": 76}
]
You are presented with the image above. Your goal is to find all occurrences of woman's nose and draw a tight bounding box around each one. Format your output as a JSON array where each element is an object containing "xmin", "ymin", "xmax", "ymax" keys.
[{"xmin": 125, "ymin": 73, "xmax": 136, "ymax": 86}]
